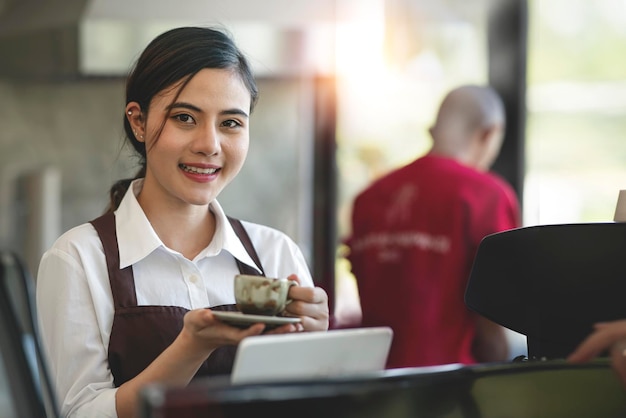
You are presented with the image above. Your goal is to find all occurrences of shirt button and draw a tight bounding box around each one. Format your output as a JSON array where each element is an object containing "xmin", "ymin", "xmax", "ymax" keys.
[{"xmin": 189, "ymin": 275, "xmax": 199, "ymax": 284}]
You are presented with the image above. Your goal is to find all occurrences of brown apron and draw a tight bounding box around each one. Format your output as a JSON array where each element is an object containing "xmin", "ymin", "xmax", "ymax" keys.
[{"xmin": 90, "ymin": 212, "xmax": 265, "ymax": 387}]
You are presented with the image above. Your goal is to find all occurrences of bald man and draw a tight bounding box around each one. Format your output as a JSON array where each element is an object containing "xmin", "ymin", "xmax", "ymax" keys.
[{"xmin": 345, "ymin": 85, "xmax": 521, "ymax": 368}]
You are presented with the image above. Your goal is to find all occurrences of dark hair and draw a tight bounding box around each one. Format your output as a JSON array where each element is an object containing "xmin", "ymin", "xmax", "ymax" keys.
[{"xmin": 106, "ymin": 26, "xmax": 259, "ymax": 212}]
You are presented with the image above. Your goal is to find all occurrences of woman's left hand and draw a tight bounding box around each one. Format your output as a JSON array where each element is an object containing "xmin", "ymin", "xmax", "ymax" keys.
[{"xmin": 282, "ymin": 274, "xmax": 329, "ymax": 331}]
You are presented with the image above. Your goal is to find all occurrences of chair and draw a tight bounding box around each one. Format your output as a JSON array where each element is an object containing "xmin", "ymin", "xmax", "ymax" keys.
[
  {"xmin": 465, "ymin": 222, "xmax": 626, "ymax": 359},
  {"xmin": 0, "ymin": 250, "xmax": 59, "ymax": 417}
]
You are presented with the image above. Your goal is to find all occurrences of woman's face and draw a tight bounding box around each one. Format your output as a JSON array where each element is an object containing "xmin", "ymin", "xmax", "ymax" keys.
[{"xmin": 138, "ymin": 68, "xmax": 252, "ymax": 209}]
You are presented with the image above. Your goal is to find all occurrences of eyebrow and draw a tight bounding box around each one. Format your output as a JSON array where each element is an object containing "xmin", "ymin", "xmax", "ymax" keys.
[{"xmin": 168, "ymin": 101, "xmax": 249, "ymax": 118}]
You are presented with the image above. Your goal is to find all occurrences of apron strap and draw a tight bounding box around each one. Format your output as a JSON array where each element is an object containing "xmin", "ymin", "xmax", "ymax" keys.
[
  {"xmin": 227, "ymin": 216, "xmax": 265, "ymax": 276},
  {"xmin": 90, "ymin": 212, "xmax": 137, "ymax": 308}
]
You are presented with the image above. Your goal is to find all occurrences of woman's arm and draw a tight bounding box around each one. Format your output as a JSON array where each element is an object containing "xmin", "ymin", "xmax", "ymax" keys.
[
  {"xmin": 115, "ymin": 309, "xmax": 265, "ymax": 418},
  {"xmin": 37, "ymin": 244, "xmax": 119, "ymax": 417}
]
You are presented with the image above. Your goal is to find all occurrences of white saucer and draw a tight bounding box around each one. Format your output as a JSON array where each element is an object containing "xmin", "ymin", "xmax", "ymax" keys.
[{"xmin": 211, "ymin": 311, "xmax": 301, "ymax": 329}]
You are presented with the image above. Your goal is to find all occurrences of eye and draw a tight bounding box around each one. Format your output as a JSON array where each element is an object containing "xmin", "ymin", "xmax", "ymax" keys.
[
  {"xmin": 173, "ymin": 113, "xmax": 196, "ymax": 124},
  {"xmin": 222, "ymin": 119, "xmax": 242, "ymax": 129}
]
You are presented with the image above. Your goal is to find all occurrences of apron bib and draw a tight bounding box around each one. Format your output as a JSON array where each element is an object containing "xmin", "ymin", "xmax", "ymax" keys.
[{"xmin": 90, "ymin": 212, "xmax": 265, "ymax": 387}]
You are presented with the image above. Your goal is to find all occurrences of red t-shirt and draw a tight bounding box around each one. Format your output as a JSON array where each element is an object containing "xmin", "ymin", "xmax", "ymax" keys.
[{"xmin": 346, "ymin": 154, "xmax": 520, "ymax": 368}]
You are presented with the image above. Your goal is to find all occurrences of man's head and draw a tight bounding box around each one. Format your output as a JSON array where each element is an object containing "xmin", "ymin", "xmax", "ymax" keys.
[{"xmin": 428, "ymin": 85, "xmax": 506, "ymax": 171}]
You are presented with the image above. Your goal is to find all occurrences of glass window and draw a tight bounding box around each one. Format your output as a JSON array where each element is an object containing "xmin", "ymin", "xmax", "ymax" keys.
[{"xmin": 525, "ymin": 0, "xmax": 626, "ymax": 225}]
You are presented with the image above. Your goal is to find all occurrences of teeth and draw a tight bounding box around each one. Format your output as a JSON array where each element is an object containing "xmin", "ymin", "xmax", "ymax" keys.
[{"xmin": 180, "ymin": 164, "xmax": 218, "ymax": 174}]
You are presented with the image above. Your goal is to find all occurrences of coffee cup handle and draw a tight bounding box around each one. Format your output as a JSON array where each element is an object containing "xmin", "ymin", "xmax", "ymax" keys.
[{"xmin": 284, "ymin": 279, "xmax": 298, "ymax": 306}]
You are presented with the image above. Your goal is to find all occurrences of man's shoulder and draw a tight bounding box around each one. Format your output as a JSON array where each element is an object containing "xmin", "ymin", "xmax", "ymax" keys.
[
  {"xmin": 356, "ymin": 159, "xmax": 421, "ymax": 197},
  {"xmin": 478, "ymin": 170, "xmax": 517, "ymax": 194}
]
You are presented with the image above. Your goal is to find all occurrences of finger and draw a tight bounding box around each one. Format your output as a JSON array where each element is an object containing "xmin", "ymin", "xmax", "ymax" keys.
[
  {"xmin": 288, "ymin": 302, "xmax": 330, "ymax": 321},
  {"xmin": 568, "ymin": 342, "xmax": 606, "ymax": 363},
  {"xmin": 185, "ymin": 308, "xmax": 219, "ymax": 330},
  {"xmin": 287, "ymin": 273, "xmax": 301, "ymax": 285},
  {"xmin": 238, "ymin": 323, "xmax": 266, "ymax": 337},
  {"xmin": 283, "ymin": 300, "xmax": 309, "ymax": 317},
  {"xmin": 263, "ymin": 323, "xmax": 299, "ymax": 335},
  {"xmin": 280, "ymin": 302, "xmax": 327, "ymax": 331},
  {"xmin": 227, "ymin": 322, "xmax": 266, "ymax": 335},
  {"xmin": 594, "ymin": 320, "xmax": 626, "ymax": 332},
  {"xmin": 287, "ymin": 286, "xmax": 309, "ymax": 303},
  {"xmin": 211, "ymin": 320, "xmax": 265, "ymax": 339},
  {"xmin": 311, "ymin": 286, "xmax": 329, "ymax": 304},
  {"xmin": 286, "ymin": 290, "xmax": 329, "ymax": 316},
  {"xmin": 289, "ymin": 286, "xmax": 328, "ymax": 305},
  {"xmin": 568, "ymin": 330, "xmax": 622, "ymax": 362},
  {"xmin": 297, "ymin": 314, "xmax": 329, "ymax": 332}
]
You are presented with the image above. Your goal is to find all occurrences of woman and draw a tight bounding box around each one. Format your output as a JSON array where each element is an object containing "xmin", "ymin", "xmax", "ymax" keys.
[{"xmin": 36, "ymin": 26, "xmax": 329, "ymax": 418}]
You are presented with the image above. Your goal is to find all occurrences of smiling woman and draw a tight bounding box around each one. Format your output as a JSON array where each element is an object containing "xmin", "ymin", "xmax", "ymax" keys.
[
  {"xmin": 127, "ymin": 68, "xmax": 252, "ymax": 222},
  {"xmin": 35, "ymin": 26, "xmax": 329, "ymax": 418}
]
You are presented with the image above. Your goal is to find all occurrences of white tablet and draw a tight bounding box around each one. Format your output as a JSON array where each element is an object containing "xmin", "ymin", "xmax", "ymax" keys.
[{"xmin": 231, "ymin": 327, "xmax": 393, "ymax": 385}]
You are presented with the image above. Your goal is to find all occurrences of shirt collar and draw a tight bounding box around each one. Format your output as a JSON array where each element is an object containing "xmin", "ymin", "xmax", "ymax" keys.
[
  {"xmin": 201, "ymin": 198, "xmax": 262, "ymax": 273},
  {"xmin": 115, "ymin": 179, "xmax": 261, "ymax": 273}
]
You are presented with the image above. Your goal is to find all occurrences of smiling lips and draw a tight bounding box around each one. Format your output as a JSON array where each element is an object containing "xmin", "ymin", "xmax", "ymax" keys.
[{"xmin": 179, "ymin": 163, "xmax": 219, "ymax": 175}]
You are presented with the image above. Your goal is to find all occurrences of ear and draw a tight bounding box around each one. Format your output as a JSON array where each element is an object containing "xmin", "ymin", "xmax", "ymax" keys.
[
  {"xmin": 479, "ymin": 125, "xmax": 497, "ymax": 143},
  {"xmin": 474, "ymin": 124, "xmax": 504, "ymax": 171},
  {"xmin": 125, "ymin": 102, "xmax": 146, "ymax": 142}
]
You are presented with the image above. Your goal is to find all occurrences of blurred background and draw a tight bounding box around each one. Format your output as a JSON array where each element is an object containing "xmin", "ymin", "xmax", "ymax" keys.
[{"xmin": 1, "ymin": 0, "xmax": 626, "ymax": 332}]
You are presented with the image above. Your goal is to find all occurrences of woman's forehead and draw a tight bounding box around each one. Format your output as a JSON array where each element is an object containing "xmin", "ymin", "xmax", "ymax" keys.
[{"xmin": 152, "ymin": 69, "xmax": 251, "ymax": 110}]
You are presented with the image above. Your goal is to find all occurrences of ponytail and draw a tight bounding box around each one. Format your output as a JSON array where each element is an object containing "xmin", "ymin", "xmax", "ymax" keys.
[{"xmin": 104, "ymin": 166, "xmax": 146, "ymax": 214}]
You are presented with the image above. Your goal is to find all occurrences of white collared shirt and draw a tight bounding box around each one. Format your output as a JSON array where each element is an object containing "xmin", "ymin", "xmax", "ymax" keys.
[{"xmin": 36, "ymin": 180, "xmax": 313, "ymax": 418}]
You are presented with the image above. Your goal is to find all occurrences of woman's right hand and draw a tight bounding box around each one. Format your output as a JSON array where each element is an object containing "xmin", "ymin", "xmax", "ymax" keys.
[{"xmin": 180, "ymin": 308, "xmax": 266, "ymax": 357}]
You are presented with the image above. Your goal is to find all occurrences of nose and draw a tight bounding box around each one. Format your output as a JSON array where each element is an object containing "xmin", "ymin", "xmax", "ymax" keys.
[{"xmin": 191, "ymin": 125, "xmax": 220, "ymax": 156}]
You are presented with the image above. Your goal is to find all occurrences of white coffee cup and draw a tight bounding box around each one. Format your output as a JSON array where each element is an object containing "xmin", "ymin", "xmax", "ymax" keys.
[{"xmin": 234, "ymin": 274, "xmax": 298, "ymax": 316}]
